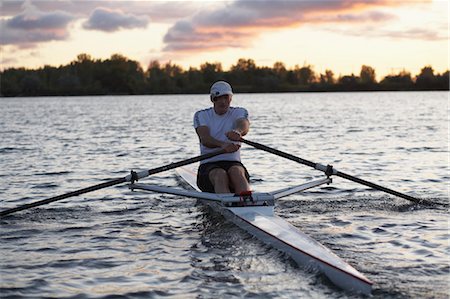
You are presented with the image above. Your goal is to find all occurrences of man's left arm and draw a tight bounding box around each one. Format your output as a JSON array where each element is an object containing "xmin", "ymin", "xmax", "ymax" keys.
[
  {"xmin": 226, "ymin": 117, "xmax": 250, "ymax": 141},
  {"xmin": 235, "ymin": 118, "xmax": 249, "ymax": 136}
]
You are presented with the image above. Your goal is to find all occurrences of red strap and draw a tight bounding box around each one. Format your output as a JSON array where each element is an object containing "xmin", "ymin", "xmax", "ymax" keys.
[
  {"xmin": 239, "ymin": 190, "xmax": 252, "ymax": 197},
  {"xmin": 238, "ymin": 190, "xmax": 253, "ymax": 206}
]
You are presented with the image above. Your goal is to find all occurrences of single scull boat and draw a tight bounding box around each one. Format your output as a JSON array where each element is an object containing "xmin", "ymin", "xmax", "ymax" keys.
[
  {"xmin": 2, "ymin": 138, "xmax": 421, "ymax": 294},
  {"xmin": 129, "ymin": 165, "xmax": 373, "ymax": 295}
]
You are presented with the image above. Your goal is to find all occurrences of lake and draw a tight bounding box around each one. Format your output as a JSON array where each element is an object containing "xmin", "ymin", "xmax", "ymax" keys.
[{"xmin": 0, "ymin": 91, "xmax": 448, "ymax": 298}]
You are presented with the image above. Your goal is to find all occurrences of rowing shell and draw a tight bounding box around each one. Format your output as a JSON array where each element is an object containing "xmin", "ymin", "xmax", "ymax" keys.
[{"xmin": 130, "ymin": 166, "xmax": 373, "ymax": 295}]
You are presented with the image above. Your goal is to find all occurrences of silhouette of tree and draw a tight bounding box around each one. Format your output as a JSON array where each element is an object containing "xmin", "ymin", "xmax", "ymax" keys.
[
  {"xmin": 317, "ymin": 70, "xmax": 336, "ymax": 90},
  {"xmin": 338, "ymin": 74, "xmax": 359, "ymax": 91},
  {"xmin": 200, "ymin": 62, "xmax": 223, "ymax": 84},
  {"xmin": 0, "ymin": 54, "xmax": 448, "ymax": 96},
  {"xmin": 360, "ymin": 65, "xmax": 377, "ymax": 89},
  {"xmin": 415, "ymin": 66, "xmax": 436, "ymax": 90},
  {"xmin": 273, "ymin": 62, "xmax": 287, "ymax": 78},
  {"xmin": 380, "ymin": 70, "xmax": 414, "ymax": 91},
  {"xmin": 435, "ymin": 71, "xmax": 449, "ymax": 90},
  {"xmin": 295, "ymin": 65, "xmax": 316, "ymax": 87},
  {"xmin": 230, "ymin": 58, "xmax": 257, "ymax": 88}
]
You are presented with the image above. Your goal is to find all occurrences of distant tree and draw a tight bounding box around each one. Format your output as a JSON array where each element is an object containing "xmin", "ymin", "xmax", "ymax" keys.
[
  {"xmin": 415, "ymin": 66, "xmax": 436, "ymax": 90},
  {"xmin": 1, "ymin": 53, "xmax": 448, "ymax": 96},
  {"xmin": 163, "ymin": 61, "xmax": 183, "ymax": 78},
  {"xmin": 185, "ymin": 66, "xmax": 204, "ymax": 93},
  {"xmin": 76, "ymin": 53, "xmax": 93, "ymax": 63},
  {"xmin": 338, "ymin": 74, "xmax": 359, "ymax": 90},
  {"xmin": 146, "ymin": 60, "xmax": 163, "ymax": 93},
  {"xmin": 319, "ymin": 70, "xmax": 335, "ymax": 84},
  {"xmin": 96, "ymin": 54, "xmax": 145, "ymax": 94},
  {"xmin": 230, "ymin": 58, "xmax": 257, "ymax": 86},
  {"xmin": 20, "ymin": 73, "xmax": 44, "ymax": 96},
  {"xmin": 231, "ymin": 58, "xmax": 256, "ymax": 72},
  {"xmin": 435, "ymin": 71, "xmax": 449, "ymax": 90},
  {"xmin": 70, "ymin": 53, "xmax": 97, "ymax": 93},
  {"xmin": 145, "ymin": 60, "xmax": 184, "ymax": 93},
  {"xmin": 379, "ymin": 70, "xmax": 414, "ymax": 90},
  {"xmin": 315, "ymin": 70, "xmax": 336, "ymax": 91},
  {"xmin": 58, "ymin": 73, "xmax": 81, "ymax": 95},
  {"xmin": 360, "ymin": 65, "xmax": 377, "ymax": 86},
  {"xmin": 200, "ymin": 62, "xmax": 223, "ymax": 84},
  {"xmin": 273, "ymin": 61, "xmax": 287, "ymax": 78},
  {"xmin": 286, "ymin": 70, "xmax": 298, "ymax": 85},
  {"xmin": 0, "ymin": 68, "xmax": 25, "ymax": 96},
  {"xmin": 294, "ymin": 64, "xmax": 316, "ymax": 88}
]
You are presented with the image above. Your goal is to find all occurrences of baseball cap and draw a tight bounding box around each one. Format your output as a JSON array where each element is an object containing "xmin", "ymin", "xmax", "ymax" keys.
[{"xmin": 210, "ymin": 81, "xmax": 233, "ymax": 100}]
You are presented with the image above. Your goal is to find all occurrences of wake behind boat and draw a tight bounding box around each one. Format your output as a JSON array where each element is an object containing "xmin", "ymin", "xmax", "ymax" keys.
[{"xmin": 129, "ymin": 165, "xmax": 373, "ymax": 295}]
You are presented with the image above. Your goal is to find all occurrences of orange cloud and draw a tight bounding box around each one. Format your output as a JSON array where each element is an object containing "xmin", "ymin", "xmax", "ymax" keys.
[{"xmin": 162, "ymin": 0, "xmax": 432, "ymax": 53}]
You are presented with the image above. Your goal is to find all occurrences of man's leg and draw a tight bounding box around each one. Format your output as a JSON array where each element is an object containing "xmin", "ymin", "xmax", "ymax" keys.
[
  {"xmin": 209, "ymin": 168, "xmax": 231, "ymax": 193},
  {"xmin": 227, "ymin": 165, "xmax": 250, "ymax": 194}
]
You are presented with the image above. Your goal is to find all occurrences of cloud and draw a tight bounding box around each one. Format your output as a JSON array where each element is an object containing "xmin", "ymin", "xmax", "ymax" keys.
[
  {"xmin": 82, "ymin": 8, "xmax": 149, "ymax": 32},
  {"xmin": 7, "ymin": 10, "xmax": 73, "ymax": 30},
  {"xmin": 314, "ymin": 10, "xmax": 396, "ymax": 23},
  {"xmin": 0, "ymin": 1, "xmax": 74, "ymax": 46},
  {"xmin": 337, "ymin": 26, "xmax": 449, "ymax": 41},
  {"xmin": 1, "ymin": 1, "xmax": 201, "ymax": 23},
  {"xmin": 163, "ymin": 20, "xmax": 251, "ymax": 51},
  {"xmin": 162, "ymin": 0, "xmax": 435, "ymax": 54},
  {"xmin": 0, "ymin": 20, "xmax": 70, "ymax": 46},
  {"xmin": 0, "ymin": 0, "xmax": 200, "ymax": 47}
]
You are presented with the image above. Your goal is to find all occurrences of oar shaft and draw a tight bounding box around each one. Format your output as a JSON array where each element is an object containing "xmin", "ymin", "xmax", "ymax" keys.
[
  {"xmin": 132, "ymin": 149, "xmax": 227, "ymax": 180},
  {"xmin": 1, "ymin": 149, "xmax": 226, "ymax": 217},
  {"xmin": 241, "ymin": 138, "xmax": 316, "ymax": 168},
  {"xmin": 0, "ymin": 178, "xmax": 126, "ymax": 217},
  {"xmin": 241, "ymin": 138, "xmax": 421, "ymax": 204},
  {"xmin": 336, "ymin": 171, "xmax": 420, "ymax": 203}
]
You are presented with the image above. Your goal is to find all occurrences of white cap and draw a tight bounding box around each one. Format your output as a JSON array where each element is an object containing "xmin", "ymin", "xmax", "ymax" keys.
[{"xmin": 210, "ymin": 81, "xmax": 233, "ymax": 100}]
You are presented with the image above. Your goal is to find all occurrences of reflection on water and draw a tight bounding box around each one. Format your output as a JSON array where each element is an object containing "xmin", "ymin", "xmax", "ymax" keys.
[{"xmin": 0, "ymin": 92, "xmax": 448, "ymax": 298}]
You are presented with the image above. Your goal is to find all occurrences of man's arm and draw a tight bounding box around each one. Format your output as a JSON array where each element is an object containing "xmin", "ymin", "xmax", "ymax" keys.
[
  {"xmin": 196, "ymin": 126, "xmax": 224, "ymax": 148},
  {"xmin": 226, "ymin": 118, "xmax": 250, "ymax": 141},
  {"xmin": 196, "ymin": 126, "xmax": 241, "ymax": 153},
  {"xmin": 234, "ymin": 118, "xmax": 250, "ymax": 136}
]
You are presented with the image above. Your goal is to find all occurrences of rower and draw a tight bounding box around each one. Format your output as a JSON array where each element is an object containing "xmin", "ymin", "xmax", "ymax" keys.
[{"xmin": 194, "ymin": 81, "xmax": 251, "ymax": 194}]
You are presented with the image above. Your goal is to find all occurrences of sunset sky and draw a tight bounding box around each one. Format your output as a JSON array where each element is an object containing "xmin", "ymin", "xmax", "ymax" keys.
[{"xmin": 1, "ymin": 0, "xmax": 448, "ymax": 79}]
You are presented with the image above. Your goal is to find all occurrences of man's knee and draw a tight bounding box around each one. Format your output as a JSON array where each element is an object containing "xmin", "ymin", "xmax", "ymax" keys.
[
  {"xmin": 209, "ymin": 168, "xmax": 228, "ymax": 182},
  {"xmin": 228, "ymin": 165, "xmax": 245, "ymax": 177}
]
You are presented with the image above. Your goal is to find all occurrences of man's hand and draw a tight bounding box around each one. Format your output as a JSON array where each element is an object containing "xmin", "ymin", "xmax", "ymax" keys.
[
  {"xmin": 222, "ymin": 142, "xmax": 241, "ymax": 153},
  {"xmin": 226, "ymin": 130, "xmax": 242, "ymax": 141}
]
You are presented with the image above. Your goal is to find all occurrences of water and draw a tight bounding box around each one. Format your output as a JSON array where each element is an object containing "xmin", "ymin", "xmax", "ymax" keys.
[{"xmin": 0, "ymin": 92, "xmax": 448, "ymax": 298}]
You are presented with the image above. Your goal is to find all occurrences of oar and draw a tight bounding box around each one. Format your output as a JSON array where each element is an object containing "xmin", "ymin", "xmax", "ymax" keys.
[
  {"xmin": 240, "ymin": 138, "xmax": 423, "ymax": 204},
  {"xmin": 0, "ymin": 149, "xmax": 226, "ymax": 217}
]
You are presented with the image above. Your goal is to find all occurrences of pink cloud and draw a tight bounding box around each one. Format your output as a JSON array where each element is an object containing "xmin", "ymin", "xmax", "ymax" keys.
[{"xmin": 162, "ymin": 0, "xmax": 435, "ymax": 54}]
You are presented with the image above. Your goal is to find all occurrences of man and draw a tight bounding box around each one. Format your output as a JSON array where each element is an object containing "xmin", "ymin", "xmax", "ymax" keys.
[{"xmin": 194, "ymin": 81, "xmax": 251, "ymax": 194}]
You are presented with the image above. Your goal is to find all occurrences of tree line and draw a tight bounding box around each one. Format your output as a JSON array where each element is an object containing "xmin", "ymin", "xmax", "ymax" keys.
[{"xmin": 1, "ymin": 53, "xmax": 448, "ymax": 97}]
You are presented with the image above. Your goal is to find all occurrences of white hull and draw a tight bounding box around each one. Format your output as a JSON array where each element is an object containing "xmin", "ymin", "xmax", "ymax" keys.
[
  {"xmin": 130, "ymin": 166, "xmax": 372, "ymax": 295},
  {"xmin": 223, "ymin": 205, "xmax": 372, "ymax": 294}
]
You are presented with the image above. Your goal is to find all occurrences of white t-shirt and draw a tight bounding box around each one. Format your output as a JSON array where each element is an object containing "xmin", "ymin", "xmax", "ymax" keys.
[{"xmin": 194, "ymin": 107, "xmax": 249, "ymax": 164}]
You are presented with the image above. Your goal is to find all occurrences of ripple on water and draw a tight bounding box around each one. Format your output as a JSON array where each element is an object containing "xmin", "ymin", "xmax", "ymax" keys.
[{"xmin": 1, "ymin": 93, "xmax": 448, "ymax": 298}]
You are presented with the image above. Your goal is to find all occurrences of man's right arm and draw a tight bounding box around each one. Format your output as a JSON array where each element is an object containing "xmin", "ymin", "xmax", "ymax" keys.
[
  {"xmin": 196, "ymin": 126, "xmax": 224, "ymax": 148},
  {"xmin": 196, "ymin": 126, "xmax": 240, "ymax": 153}
]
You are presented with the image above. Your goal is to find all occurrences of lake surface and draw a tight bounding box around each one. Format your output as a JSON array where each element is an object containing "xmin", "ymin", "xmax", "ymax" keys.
[{"xmin": 0, "ymin": 92, "xmax": 448, "ymax": 298}]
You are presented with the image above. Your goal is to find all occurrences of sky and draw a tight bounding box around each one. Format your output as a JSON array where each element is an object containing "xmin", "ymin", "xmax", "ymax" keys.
[{"xmin": 0, "ymin": 0, "xmax": 448, "ymax": 79}]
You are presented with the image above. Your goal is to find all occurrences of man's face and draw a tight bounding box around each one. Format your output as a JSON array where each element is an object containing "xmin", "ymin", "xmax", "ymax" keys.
[{"xmin": 212, "ymin": 94, "xmax": 232, "ymax": 115}]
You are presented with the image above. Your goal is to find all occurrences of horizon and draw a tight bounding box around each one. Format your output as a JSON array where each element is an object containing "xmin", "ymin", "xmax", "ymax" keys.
[{"xmin": 1, "ymin": 0, "xmax": 448, "ymax": 80}]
